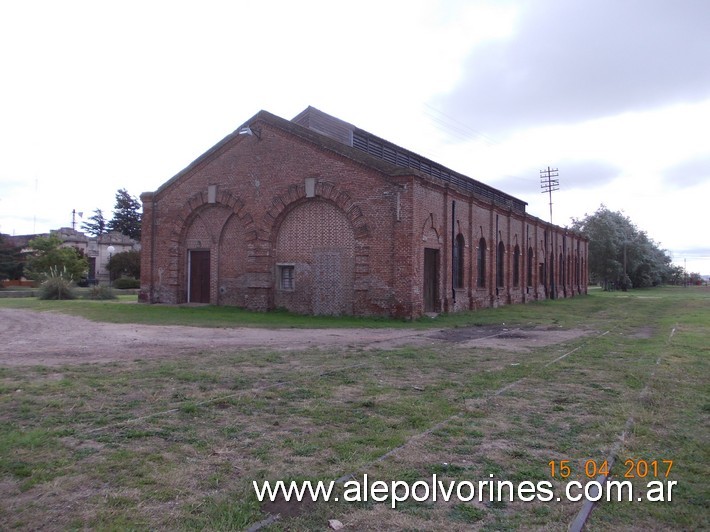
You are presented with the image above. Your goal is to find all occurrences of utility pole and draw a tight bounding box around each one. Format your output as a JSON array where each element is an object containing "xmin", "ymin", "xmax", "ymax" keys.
[
  {"xmin": 540, "ymin": 167, "xmax": 559, "ymax": 224},
  {"xmin": 71, "ymin": 209, "xmax": 83, "ymax": 231},
  {"xmin": 540, "ymin": 167, "xmax": 559, "ymax": 299}
]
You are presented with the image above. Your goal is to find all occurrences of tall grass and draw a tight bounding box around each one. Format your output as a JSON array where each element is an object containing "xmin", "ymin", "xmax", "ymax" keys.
[{"xmin": 37, "ymin": 266, "xmax": 76, "ymax": 300}]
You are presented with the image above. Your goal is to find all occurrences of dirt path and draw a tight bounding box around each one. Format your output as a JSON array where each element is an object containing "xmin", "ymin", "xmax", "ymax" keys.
[{"xmin": 0, "ymin": 308, "xmax": 590, "ymax": 366}]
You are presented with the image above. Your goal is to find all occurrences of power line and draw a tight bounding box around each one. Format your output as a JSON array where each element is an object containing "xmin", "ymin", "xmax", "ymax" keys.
[
  {"xmin": 420, "ymin": 105, "xmax": 566, "ymax": 217},
  {"xmin": 540, "ymin": 166, "xmax": 560, "ymax": 224},
  {"xmin": 423, "ymin": 103, "xmax": 502, "ymax": 147},
  {"xmin": 421, "ymin": 104, "xmax": 542, "ymax": 193}
]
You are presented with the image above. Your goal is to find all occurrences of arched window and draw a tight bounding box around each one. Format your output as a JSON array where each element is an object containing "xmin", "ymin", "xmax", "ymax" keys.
[
  {"xmin": 497, "ymin": 241, "xmax": 505, "ymax": 288},
  {"xmin": 527, "ymin": 247, "xmax": 534, "ymax": 286},
  {"xmin": 453, "ymin": 234, "xmax": 465, "ymax": 288},
  {"xmin": 513, "ymin": 245, "xmax": 520, "ymax": 287},
  {"xmin": 477, "ymin": 238, "xmax": 486, "ymax": 288}
]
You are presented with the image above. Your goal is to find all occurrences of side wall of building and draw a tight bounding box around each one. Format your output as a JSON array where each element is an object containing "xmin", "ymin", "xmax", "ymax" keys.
[{"xmin": 408, "ymin": 179, "xmax": 588, "ymax": 316}]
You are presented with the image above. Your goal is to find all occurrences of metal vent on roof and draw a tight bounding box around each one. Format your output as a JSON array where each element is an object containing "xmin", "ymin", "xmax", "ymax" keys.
[{"xmin": 351, "ymin": 131, "xmax": 525, "ymax": 212}]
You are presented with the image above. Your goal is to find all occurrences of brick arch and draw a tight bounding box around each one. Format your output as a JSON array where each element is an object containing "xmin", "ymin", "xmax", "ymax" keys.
[
  {"xmin": 265, "ymin": 182, "xmax": 371, "ymax": 316},
  {"xmin": 272, "ymin": 198, "xmax": 358, "ymax": 315},
  {"xmin": 263, "ymin": 181, "xmax": 370, "ymax": 244},
  {"xmin": 168, "ymin": 190, "xmax": 253, "ymax": 304},
  {"xmin": 172, "ymin": 190, "xmax": 254, "ymax": 243},
  {"xmin": 421, "ymin": 214, "xmax": 441, "ymax": 245}
]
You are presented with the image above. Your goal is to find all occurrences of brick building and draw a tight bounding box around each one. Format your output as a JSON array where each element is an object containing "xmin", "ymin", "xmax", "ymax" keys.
[{"xmin": 139, "ymin": 107, "xmax": 587, "ymax": 317}]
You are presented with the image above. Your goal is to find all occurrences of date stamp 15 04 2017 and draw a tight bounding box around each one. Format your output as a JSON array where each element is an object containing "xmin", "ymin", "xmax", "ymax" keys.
[
  {"xmin": 548, "ymin": 459, "xmax": 674, "ymax": 479},
  {"xmin": 548, "ymin": 459, "xmax": 677, "ymax": 503}
]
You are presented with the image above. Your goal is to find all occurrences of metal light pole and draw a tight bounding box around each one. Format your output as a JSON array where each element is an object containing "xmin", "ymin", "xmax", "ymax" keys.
[{"xmin": 107, "ymin": 245, "xmax": 115, "ymax": 287}]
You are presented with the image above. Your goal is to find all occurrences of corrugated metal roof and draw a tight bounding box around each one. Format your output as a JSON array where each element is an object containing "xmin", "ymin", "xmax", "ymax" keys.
[{"xmin": 292, "ymin": 106, "xmax": 527, "ymax": 212}]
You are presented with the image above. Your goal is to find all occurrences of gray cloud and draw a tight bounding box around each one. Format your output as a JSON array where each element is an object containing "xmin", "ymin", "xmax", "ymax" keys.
[
  {"xmin": 437, "ymin": 0, "xmax": 710, "ymax": 135},
  {"xmin": 669, "ymin": 246, "xmax": 710, "ymax": 272},
  {"xmin": 675, "ymin": 247, "xmax": 710, "ymax": 257},
  {"xmin": 488, "ymin": 159, "xmax": 620, "ymax": 195},
  {"xmin": 548, "ymin": 160, "xmax": 620, "ymax": 190},
  {"xmin": 663, "ymin": 154, "xmax": 710, "ymax": 188}
]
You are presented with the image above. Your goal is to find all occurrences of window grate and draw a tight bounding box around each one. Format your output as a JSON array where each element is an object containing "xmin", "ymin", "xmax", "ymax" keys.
[{"xmin": 278, "ymin": 265, "xmax": 295, "ymax": 291}]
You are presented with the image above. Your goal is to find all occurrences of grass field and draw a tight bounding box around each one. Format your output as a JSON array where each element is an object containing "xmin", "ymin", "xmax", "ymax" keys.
[
  {"xmin": 0, "ymin": 289, "xmax": 620, "ymax": 329},
  {"xmin": 0, "ymin": 287, "xmax": 707, "ymax": 530}
]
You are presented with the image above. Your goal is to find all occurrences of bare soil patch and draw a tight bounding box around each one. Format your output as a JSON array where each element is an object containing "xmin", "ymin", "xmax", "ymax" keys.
[
  {"xmin": 428, "ymin": 325, "xmax": 594, "ymax": 352},
  {"xmin": 0, "ymin": 309, "xmax": 591, "ymax": 366},
  {"xmin": 260, "ymin": 491, "xmax": 316, "ymax": 519}
]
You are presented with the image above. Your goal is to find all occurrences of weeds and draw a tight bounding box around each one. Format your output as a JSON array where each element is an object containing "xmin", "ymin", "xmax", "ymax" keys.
[{"xmin": 84, "ymin": 285, "xmax": 117, "ymax": 300}]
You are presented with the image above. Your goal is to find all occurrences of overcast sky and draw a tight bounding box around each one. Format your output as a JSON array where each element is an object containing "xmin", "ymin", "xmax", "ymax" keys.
[{"xmin": 1, "ymin": 0, "xmax": 708, "ymax": 274}]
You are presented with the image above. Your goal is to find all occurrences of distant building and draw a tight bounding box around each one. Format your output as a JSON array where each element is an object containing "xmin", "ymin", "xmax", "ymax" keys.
[
  {"xmin": 7, "ymin": 228, "xmax": 139, "ymax": 284},
  {"xmin": 139, "ymin": 107, "xmax": 588, "ymax": 317}
]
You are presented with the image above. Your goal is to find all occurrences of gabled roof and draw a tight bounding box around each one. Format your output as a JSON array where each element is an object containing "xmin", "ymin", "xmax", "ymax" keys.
[
  {"xmin": 292, "ymin": 106, "xmax": 527, "ymax": 213},
  {"xmin": 151, "ymin": 108, "xmax": 411, "ymax": 198},
  {"xmin": 151, "ymin": 107, "xmax": 527, "ymax": 213}
]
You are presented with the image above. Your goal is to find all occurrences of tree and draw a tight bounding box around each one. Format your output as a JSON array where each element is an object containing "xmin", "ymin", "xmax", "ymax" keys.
[
  {"xmin": 0, "ymin": 234, "xmax": 24, "ymax": 281},
  {"xmin": 25, "ymin": 235, "xmax": 88, "ymax": 281},
  {"xmin": 107, "ymin": 250, "xmax": 141, "ymax": 279},
  {"xmin": 667, "ymin": 264, "xmax": 685, "ymax": 285},
  {"xmin": 571, "ymin": 205, "xmax": 672, "ymax": 290},
  {"xmin": 81, "ymin": 208, "xmax": 107, "ymax": 237},
  {"xmin": 688, "ymin": 272, "xmax": 703, "ymax": 286},
  {"xmin": 107, "ymin": 188, "xmax": 141, "ymax": 241}
]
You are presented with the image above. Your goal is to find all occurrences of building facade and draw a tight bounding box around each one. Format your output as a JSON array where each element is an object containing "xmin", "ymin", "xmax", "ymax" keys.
[
  {"xmin": 140, "ymin": 107, "xmax": 587, "ymax": 317},
  {"xmin": 53, "ymin": 228, "xmax": 138, "ymax": 284},
  {"xmin": 6, "ymin": 228, "xmax": 138, "ymax": 285}
]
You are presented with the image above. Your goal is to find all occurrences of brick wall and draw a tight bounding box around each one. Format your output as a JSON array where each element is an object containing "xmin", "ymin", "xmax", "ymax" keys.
[
  {"xmin": 274, "ymin": 199, "xmax": 356, "ymax": 315},
  {"xmin": 140, "ymin": 113, "xmax": 588, "ymax": 317}
]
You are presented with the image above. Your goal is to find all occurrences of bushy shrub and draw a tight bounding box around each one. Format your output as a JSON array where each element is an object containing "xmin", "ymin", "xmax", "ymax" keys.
[
  {"xmin": 85, "ymin": 285, "xmax": 117, "ymax": 300},
  {"xmin": 25, "ymin": 235, "xmax": 87, "ymax": 281},
  {"xmin": 38, "ymin": 267, "xmax": 76, "ymax": 300},
  {"xmin": 107, "ymin": 250, "xmax": 141, "ymax": 280},
  {"xmin": 113, "ymin": 277, "xmax": 140, "ymax": 289}
]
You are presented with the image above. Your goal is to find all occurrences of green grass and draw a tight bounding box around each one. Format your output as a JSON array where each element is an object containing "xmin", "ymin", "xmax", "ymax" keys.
[
  {"xmin": 0, "ymin": 286, "xmax": 707, "ymax": 529},
  {"xmin": 0, "ymin": 286, "xmax": 629, "ymax": 329}
]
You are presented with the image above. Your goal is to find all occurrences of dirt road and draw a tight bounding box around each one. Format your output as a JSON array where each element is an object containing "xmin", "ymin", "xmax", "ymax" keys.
[{"xmin": 0, "ymin": 308, "xmax": 588, "ymax": 366}]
